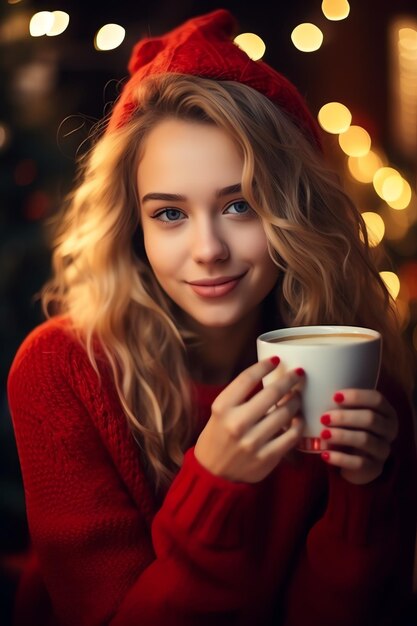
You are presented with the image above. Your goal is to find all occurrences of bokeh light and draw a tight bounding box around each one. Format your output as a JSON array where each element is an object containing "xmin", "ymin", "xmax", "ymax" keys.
[
  {"xmin": 338, "ymin": 125, "xmax": 371, "ymax": 156},
  {"xmin": 347, "ymin": 150, "xmax": 383, "ymax": 183},
  {"xmin": 321, "ymin": 0, "xmax": 350, "ymax": 21},
  {"xmin": 47, "ymin": 11, "xmax": 70, "ymax": 37},
  {"xmin": 381, "ymin": 174, "xmax": 404, "ymax": 202},
  {"xmin": 234, "ymin": 33, "xmax": 266, "ymax": 61},
  {"xmin": 399, "ymin": 27, "xmax": 417, "ymax": 51},
  {"xmin": 29, "ymin": 11, "xmax": 54, "ymax": 37},
  {"xmin": 317, "ymin": 102, "xmax": 351, "ymax": 133},
  {"xmin": 373, "ymin": 167, "xmax": 402, "ymax": 200},
  {"xmin": 386, "ymin": 179, "xmax": 412, "ymax": 210},
  {"xmin": 95, "ymin": 24, "xmax": 126, "ymax": 51},
  {"xmin": 379, "ymin": 271, "xmax": 401, "ymax": 299},
  {"xmin": 361, "ymin": 211, "xmax": 385, "ymax": 247},
  {"xmin": 291, "ymin": 23, "xmax": 323, "ymax": 52}
]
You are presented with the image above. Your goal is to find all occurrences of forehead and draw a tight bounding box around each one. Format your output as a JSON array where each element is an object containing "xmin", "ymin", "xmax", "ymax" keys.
[{"xmin": 137, "ymin": 118, "xmax": 244, "ymax": 195}]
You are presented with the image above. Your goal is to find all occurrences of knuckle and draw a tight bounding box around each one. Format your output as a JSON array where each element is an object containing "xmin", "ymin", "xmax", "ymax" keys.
[
  {"xmin": 211, "ymin": 398, "xmax": 224, "ymax": 416},
  {"xmin": 354, "ymin": 455, "xmax": 367, "ymax": 470},
  {"xmin": 359, "ymin": 431, "xmax": 371, "ymax": 447},
  {"xmin": 332, "ymin": 410, "xmax": 344, "ymax": 424},
  {"xmin": 226, "ymin": 420, "xmax": 244, "ymax": 439},
  {"xmin": 239, "ymin": 438, "xmax": 257, "ymax": 454},
  {"xmin": 349, "ymin": 389, "xmax": 361, "ymax": 404},
  {"xmin": 364, "ymin": 410, "xmax": 377, "ymax": 429}
]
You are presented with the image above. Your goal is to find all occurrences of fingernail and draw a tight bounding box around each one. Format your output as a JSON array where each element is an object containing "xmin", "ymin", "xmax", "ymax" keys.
[
  {"xmin": 321, "ymin": 451, "xmax": 330, "ymax": 462},
  {"xmin": 295, "ymin": 367, "xmax": 305, "ymax": 377},
  {"xmin": 320, "ymin": 414, "xmax": 331, "ymax": 425},
  {"xmin": 333, "ymin": 392, "xmax": 344, "ymax": 403},
  {"xmin": 321, "ymin": 429, "xmax": 332, "ymax": 440},
  {"xmin": 270, "ymin": 356, "xmax": 280, "ymax": 366}
]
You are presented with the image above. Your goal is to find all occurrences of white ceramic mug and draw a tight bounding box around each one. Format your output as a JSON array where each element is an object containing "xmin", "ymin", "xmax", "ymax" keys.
[{"xmin": 256, "ymin": 325, "xmax": 382, "ymax": 453}]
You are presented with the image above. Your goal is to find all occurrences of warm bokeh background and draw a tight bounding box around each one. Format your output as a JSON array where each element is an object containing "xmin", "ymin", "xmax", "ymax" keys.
[{"xmin": 1, "ymin": 1, "xmax": 417, "ymax": 623}]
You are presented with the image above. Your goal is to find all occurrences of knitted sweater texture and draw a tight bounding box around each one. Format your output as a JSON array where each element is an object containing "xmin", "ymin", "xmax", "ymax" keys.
[{"xmin": 7, "ymin": 316, "xmax": 417, "ymax": 626}]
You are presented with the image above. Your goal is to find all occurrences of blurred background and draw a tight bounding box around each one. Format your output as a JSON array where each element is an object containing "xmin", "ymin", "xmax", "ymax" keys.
[{"xmin": 1, "ymin": 0, "xmax": 417, "ymax": 622}]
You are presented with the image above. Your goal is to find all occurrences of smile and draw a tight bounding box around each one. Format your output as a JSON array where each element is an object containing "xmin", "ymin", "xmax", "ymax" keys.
[{"xmin": 187, "ymin": 273, "xmax": 246, "ymax": 298}]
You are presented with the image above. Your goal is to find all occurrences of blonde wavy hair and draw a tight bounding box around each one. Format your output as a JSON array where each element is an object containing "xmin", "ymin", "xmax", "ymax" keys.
[{"xmin": 41, "ymin": 73, "xmax": 411, "ymax": 490}]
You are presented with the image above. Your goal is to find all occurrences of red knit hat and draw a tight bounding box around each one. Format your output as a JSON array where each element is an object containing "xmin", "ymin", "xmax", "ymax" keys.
[{"xmin": 107, "ymin": 9, "xmax": 321, "ymax": 147}]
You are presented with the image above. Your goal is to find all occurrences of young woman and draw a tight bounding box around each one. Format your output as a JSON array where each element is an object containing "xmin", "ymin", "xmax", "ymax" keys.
[{"xmin": 7, "ymin": 9, "xmax": 417, "ymax": 626}]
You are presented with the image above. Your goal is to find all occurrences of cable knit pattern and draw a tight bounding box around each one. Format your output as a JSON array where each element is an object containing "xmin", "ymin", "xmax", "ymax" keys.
[{"xmin": 7, "ymin": 316, "xmax": 417, "ymax": 626}]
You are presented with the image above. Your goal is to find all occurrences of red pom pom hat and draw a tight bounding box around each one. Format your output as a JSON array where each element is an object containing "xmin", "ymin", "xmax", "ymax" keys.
[{"xmin": 107, "ymin": 9, "xmax": 321, "ymax": 148}]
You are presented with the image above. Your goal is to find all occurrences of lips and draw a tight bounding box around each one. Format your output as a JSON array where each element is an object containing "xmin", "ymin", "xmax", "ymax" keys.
[{"xmin": 187, "ymin": 273, "xmax": 246, "ymax": 298}]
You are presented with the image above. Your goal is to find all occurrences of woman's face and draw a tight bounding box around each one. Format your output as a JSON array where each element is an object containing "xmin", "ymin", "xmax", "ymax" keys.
[{"xmin": 138, "ymin": 118, "xmax": 279, "ymax": 330}]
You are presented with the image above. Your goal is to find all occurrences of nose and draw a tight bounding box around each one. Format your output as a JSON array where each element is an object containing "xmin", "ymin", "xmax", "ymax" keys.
[{"xmin": 191, "ymin": 215, "xmax": 229, "ymax": 264}]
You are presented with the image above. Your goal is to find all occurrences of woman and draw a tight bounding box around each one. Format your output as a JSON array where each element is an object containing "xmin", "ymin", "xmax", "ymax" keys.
[{"xmin": 7, "ymin": 9, "xmax": 417, "ymax": 626}]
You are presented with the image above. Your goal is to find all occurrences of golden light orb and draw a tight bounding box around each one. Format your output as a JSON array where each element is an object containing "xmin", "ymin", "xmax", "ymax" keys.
[
  {"xmin": 95, "ymin": 24, "xmax": 126, "ymax": 51},
  {"xmin": 47, "ymin": 11, "xmax": 70, "ymax": 37},
  {"xmin": 321, "ymin": 0, "xmax": 350, "ymax": 21},
  {"xmin": 381, "ymin": 175, "xmax": 404, "ymax": 202},
  {"xmin": 373, "ymin": 167, "xmax": 402, "ymax": 200},
  {"xmin": 291, "ymin": 23, "xmax": 323, "ymax": 52},
  {"xmin": 29, "ymin": 11, "xmax": 54, "ymax": 37},
  {"xmin": 379, "ymin": 271, "xmax": 401, "ymax": 299},
  {"xmin": 386, "ymin": 179, "xmax": 412, "ymax": 210},
  {"xmin": 347, "ymin": 150, "xmax": 383, "ymax": 183},
  {"xmin": 234, "ymin": 33, "xmax": 266, "ymax": 61},
  {"xmin": 361, "ymin": 211, "xmax": 385, "ymax": 247},
  {"xmin": 338, "ymin": 125, "xmax": 371, "ymax": 156},
  {"xmin": 317, "ymin": 102, "xmax": 352, "ymax": 134}
]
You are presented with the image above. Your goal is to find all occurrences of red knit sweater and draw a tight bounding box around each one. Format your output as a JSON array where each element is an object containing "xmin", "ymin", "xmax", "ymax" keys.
[{"xmin": 7, "ymin": 316, "xmax": 417, "ymax": 626}]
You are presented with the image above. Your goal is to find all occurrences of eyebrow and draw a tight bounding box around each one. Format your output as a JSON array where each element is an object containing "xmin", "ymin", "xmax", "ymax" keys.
[{"xmin": 141, "ymin": 183, "xmax": 242, "ymax": 204}]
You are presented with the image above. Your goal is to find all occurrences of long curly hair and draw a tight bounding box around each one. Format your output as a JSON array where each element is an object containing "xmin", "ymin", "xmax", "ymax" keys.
[{"xmin": 41, "ymin": 73, "xmax": 410, "ymax": 490}]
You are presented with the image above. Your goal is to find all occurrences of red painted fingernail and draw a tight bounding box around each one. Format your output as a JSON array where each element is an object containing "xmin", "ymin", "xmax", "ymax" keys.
[
  {"xmin": 321, "ymin": 429, "xmax": 332, "ymax": 440},
  {"xmin": 321, "ymin": 451, "xmax": 330, "ymax": 462},
  {"xmin": 295, "ymin": 367, "xmax": 305, "ymax": 377},
  {"xmin": 270, "ymin": 356, "xmax": 280, "ymax": 366},
  {"xmin": 320, "ymin": 414, "xmax": 331, "ymax": 425},
  {"xmin": 333, "ymin": 392, "xmax": 344, "ymax": 403}
]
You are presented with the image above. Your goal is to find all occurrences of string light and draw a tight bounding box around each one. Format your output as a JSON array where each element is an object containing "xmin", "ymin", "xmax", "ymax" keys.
[
  {"xmin": 29, "ymin": 12, "xmax": 54, "ymax": 37},
  {"xmin": 338, "ymin": 125, "xmax": 371, "ymax": 156},
  {"xmin": 317, "ymin": 102, "xmax": 351, "ymax": 133},
  {"xmin": 234, "ymin": 33, "xmax": 266, "ymax": 61},
  {"xmin": 379, "ymin": 271, "xmax": 401, "ymax": 299},
  {"xmin": 321, "ymin": 0, "xmax": 350, "ymax": 21},
  {"xmin": 47, "ymin": 11, "xmax": 70, "ymax": 37},
  {"xmin": 361, "ymin": 212, "xmax": 385, "ymax": 247},
  {"xmin": 386, "ymin": 179, "xmax": 412, "ymax": 210},
  {"xmin": 95, "ymin": 24, "xmax": 126, "ymax": 51},
  {"xmin": 291, "ymin": 23, "xmax": 323, "ymax": 52},
  {"xmin": 373, "ymin": 167, "xmax": 402, "ymax": 200},
  {"xmin": 347, "ymin": 150, "xmax": 383, "ymax": 183}
]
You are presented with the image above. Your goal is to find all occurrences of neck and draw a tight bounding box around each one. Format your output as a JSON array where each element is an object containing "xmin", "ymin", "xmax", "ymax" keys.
[{"xmin": 187, "ymin": 309, "xmax": 264, "ymax": 386}]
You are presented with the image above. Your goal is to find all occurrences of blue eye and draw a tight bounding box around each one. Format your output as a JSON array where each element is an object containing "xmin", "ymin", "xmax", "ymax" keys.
[
  {"xmin": 225, "ymin": 200, "xmax": 251, "ymax": 215},
  {"xmin": 153, "ymin": 208, "xmax": 185, "ymax": 222}
]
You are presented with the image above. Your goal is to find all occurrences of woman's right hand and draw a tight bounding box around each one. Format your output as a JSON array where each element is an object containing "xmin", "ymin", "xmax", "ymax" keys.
[{"xmin": 194, "ymin": 358, "xmax": 305, "ymax": 483}]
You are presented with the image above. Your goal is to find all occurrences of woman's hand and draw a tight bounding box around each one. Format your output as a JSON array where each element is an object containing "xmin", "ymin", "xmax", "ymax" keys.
[
  {"xmin": 194, "ymin": 358, "xmax": 305, "ymax": 483},
  {"xmin": 319, "ymin": 389, "xmax": 399, "ymax": 485}
]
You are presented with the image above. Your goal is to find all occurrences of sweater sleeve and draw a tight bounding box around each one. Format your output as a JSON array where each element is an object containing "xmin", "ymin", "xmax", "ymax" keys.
[
  {"xmin": 282, "ymin": 375, "xmax": 417, "ymax": 626},
  {"xmin": 7, "ymin": 324, "xmax": 258, "ymax": 626}
]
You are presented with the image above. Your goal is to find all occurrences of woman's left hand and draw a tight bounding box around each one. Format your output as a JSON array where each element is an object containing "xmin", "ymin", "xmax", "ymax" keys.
[{"xmin": 319, "ymin": 389, "xmax": 399, "ymax": 485}]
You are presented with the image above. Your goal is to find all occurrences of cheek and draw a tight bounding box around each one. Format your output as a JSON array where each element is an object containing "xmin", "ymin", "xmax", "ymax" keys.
[
  {"xmin": 143, "ymin": 230, "xmax": 183, "ymax": 278},
  {"xmin": 236, "ymin": 226, "xmax": 270, "ymax": 260}
]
